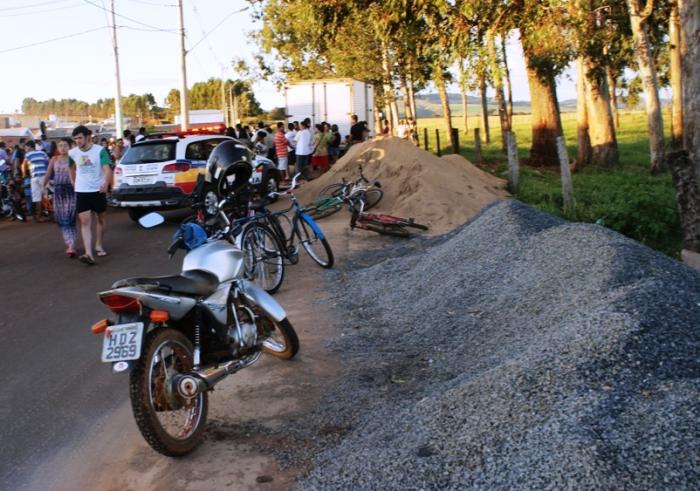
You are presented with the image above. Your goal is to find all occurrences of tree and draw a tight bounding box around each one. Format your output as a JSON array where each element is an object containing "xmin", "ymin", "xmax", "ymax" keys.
[
  {"xmin": 668, "ymin": 0, "xmax": 700, "ymax": 261},
  {"xmin": 626, "ymin": 0, "xmax": 666, "ymax": 173},
  {"xmin": 571, "ymin": 0, "xmax": 622, "ymax": 168},
  {"xmin": 669, "ymin": 0, "xmax": 683, "ymax": 147},
  {"xmin": 517, "ymin": 0, "xmax": 572, "ymax": 165}
]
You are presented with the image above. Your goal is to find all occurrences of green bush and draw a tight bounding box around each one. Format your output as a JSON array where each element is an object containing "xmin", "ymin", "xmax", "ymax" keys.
[{"xmin": 514, "ymin": 166, "xmax": 682, "ymax": 258}]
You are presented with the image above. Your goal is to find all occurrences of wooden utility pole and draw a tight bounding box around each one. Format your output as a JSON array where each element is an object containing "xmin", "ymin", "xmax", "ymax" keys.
[
  {"xmin": 109, "ymin": 0, "xmax": 124, "ymax": 137},
  {"xmin": 556, "ymin": 136, "xmax": 575, "ymax": 211},
  {"xmin": 177, "ymin": 0, "xmax": 189, "ymax": 131}
]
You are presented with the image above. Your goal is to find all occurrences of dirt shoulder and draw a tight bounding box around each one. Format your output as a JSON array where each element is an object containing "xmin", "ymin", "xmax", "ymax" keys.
[{"xmin": 26, "ymin": 211, "xmax": 388, "ymax": 491}]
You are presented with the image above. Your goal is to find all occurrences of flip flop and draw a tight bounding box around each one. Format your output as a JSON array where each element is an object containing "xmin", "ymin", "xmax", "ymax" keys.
[
  {"xmin": 96, "ymin": 249, "xmax": 108, "ymax": 257},
  {"xmin": 79, "ymin": 254, "xmax": 96, "ymax": 266}
]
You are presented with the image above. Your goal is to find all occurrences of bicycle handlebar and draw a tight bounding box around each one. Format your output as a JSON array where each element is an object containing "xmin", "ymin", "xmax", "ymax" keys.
[{"xmin": 267, "ymin": 172, "xmax": 302, "ymax": 199}]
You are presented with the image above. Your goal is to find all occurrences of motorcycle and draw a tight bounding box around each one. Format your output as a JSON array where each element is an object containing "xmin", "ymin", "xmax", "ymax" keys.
[
  {"xmin": 90, "ymin": 213, "xmax": 298, "ymax": 456},
  {"xmin": 0, "ymin": 159, "xmax": 25, "ymax": 222}
]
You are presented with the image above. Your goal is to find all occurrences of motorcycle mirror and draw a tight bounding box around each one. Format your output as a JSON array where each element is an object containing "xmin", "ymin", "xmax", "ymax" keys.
[{"xmin": 138, "ymin": 212, "xmax": 165, "ymax": 228}]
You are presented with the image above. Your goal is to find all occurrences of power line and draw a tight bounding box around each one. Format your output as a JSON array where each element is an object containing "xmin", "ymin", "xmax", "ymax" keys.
[
  {"xmin": 187, "ymin": 6, "xmax": 248, "ymax": 54},
  {"xmin": 2, "ymin": 2, "xmax": 84, "ymax": 17},
  {"xmin": 0, "ymin": 0, "xmax": 73, "ymax": 11},
  {"xmin": 190, "ymin": 1, "xmax": 224, "ymax": 67},
  {"xmin": 118, "ymin": 25, "xmax": 178, "ymax": 33},
  {"xmin": 123, "ymin": 0, "xmax": 176, "ymax": 6},
  {"xmin": 81, "ymin": 0, "xmax": 177, "ymax": 33},
  {"xmin": 0, "ymin": 27, "xmax": 108, "ymax": 54}
]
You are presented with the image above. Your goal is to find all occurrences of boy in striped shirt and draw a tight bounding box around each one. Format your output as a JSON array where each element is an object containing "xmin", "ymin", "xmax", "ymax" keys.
[
  {"xmin": 22, "ymin": 140, "xmax": 49, "ymax": 221},
  {"xmin": 274, "ymin": 122, "xmax": 289, "ymax": 182}
]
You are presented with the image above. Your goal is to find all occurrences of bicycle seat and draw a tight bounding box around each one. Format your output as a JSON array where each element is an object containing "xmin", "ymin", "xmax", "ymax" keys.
[{"xmin": 112, "ymin": 269, "xmax": 219, "ymax": 297}]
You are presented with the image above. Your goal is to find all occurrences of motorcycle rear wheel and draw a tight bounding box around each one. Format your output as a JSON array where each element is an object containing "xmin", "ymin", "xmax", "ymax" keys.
[{"xmin": 129, "ymin": 328, "xmax": 208, "ymax": 457}]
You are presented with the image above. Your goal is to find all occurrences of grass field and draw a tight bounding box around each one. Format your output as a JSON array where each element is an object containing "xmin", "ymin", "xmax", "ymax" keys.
[{"xmin": 417, "ymin": 111, "xmax": 682, "ymax": 257}]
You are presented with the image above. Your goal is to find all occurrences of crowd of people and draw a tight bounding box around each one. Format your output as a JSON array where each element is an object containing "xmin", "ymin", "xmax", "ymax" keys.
[
  {"xmin": 223, "ymin": 114, "xmax": 371, "ymax": 182},
  {"xmin": 1, "ymin": 126, "xmax": 112, "ymax": 265},
  {"xmin": 0, "ymin": 114, "xmax": 378, "ymax": 262}
]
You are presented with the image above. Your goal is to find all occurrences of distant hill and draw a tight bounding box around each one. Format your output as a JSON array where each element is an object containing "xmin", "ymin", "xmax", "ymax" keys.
[{"xmin": 403, "ymin": 92, "xmax": 578, "ymax": 117}]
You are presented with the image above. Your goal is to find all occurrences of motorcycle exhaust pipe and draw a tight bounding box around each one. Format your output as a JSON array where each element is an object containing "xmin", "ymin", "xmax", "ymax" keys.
[{"xmin": 176, "ymin": 352, "xmax": 261, "ymax": 398}]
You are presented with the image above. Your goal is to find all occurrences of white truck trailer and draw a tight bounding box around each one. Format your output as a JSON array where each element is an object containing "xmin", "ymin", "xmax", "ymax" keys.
[{"xmin": 284, "ymin": 79, "xmax": 374, "ymax": 138}]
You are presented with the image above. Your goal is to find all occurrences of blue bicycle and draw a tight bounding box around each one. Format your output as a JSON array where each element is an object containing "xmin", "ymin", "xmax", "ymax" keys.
[{"xmin": 241, "ymin": 174, "xmax": 334, "ymax": 269}]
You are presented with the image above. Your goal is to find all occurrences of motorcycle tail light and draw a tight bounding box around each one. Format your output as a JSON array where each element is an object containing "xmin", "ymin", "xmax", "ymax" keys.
[{"xmin": 100, "ymin": 294, "xmax": 141, "ymax": 313}]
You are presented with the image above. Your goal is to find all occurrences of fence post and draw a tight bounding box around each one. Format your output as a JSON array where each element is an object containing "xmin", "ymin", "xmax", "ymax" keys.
[
  {"xmin": 451, "ymin": 128, "xmax": 459, "ymax": 154},
  {"xmin": 423, "ymin": 128, "xmax": 429, "ymax": 151},
  {"xmin": 435, "ymin": 129, "xmax": 442, "ymax": 157},
  {"xmin": 506, "ymin": 131, "xmax": 519, "ymax": 194},
  {"xmin": 474, "ymin": 128, "xmax": 482, "ymax": 164},
  {"xmin": 556, "ymin": 136, "xmax": 575, "ymax": 211}
]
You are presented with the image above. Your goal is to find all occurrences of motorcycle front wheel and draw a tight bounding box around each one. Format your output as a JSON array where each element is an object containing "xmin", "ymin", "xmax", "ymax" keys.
[
  {"xmin": 129, "ymin": 328, "xmax": 208, "ymax": 457},
  {"xmin": 260, "ymin": 317, "xmax": 299, "ymax": 360}
]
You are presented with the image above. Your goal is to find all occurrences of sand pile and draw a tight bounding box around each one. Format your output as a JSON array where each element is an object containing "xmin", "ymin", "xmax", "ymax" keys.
[{"xmin": 297, "ymin": 137, "xmax": 508, "ymax": 234}]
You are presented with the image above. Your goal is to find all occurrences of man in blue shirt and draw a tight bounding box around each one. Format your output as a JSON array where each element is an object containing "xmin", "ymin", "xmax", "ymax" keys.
[{"xmin": 22, "ymin": 140, "xmax": 49, "ymax": 221}]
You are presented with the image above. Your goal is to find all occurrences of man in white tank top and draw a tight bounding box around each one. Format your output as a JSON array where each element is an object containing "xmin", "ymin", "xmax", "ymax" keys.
[{"xmin": 68, "ymin": 125, "xmax": 113, "ymax": 265}]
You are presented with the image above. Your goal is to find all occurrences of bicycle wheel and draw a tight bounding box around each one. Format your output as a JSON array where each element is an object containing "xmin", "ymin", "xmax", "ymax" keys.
[
  {"xmin": 240, "ymin": 223, "xmax": 285, "ymax": 294},
  {"xmin": 400, "ymin": 219, "xmax": 429, "ymax": 231},
  {"xmin": 361, "ymin": 222, "xmax": 412, "ymax": 238},
  {"xmin": 318, "ymin": 182, "xmax": 345, "ymax": 199},
  {"xmin": 296, "ymin": 214, "xmax": 334, "ymax": 268},
  {"xmin": 309, "ymin": 198, "xmax": 343, "ymax": 220},
  {"xmin": 363, "ymin": 188, "xmax": 383, "ymax": 210}
]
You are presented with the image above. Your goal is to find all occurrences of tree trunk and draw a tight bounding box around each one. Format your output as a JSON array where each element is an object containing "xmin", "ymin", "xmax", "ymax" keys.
[
  {"xmin": 675, "ymin": 0, "xmax": 700, "ymax": 255},
  {"xmin": 627, "ymin": 0, "xmax": 666, "ymax": 173},
  {"xmin": 435, "ymin": 71, "xmax": 457, "ymax": 152},
  {"xmin": 381, "ymin": 42, "xmax": 400, "ymax": 132},
  {"xmin": 399, "ymin": 73, "xmax": 414, "ymax": 121},
  {"xmin": 487, "ymin": 30, "xmax": 510, "ymax": 152},
  {"xmin": 479, "ymin": 74, "xmax": 490, "ymax": 144},
  {"xmin": 524, "ymin": 50, "xmax": 563, "ymax": 165},
  {"xmin": 461, "ymin": 90, "xmax": 469, "ymax": 134},
  {"xmin": 407, "ymin": 60, "xmax": 418, "ymax": 122},
  {"xmin": 606, "ymin": 68, "xmax": 619, "ymax": 129},
  {"xmin": 583, "ymin": 57, "xmax": 620, "ymax": 167},
  {"xmin": 670, "ymin": 0, "xmax": 683, "ymax": 147},
  {"xmin": 501, "ymin": 35, "xmax": 514, "ymax": 128},
  {"xmin": 575, "ymin": 58, "xmax": 592, "ymax": 171}
]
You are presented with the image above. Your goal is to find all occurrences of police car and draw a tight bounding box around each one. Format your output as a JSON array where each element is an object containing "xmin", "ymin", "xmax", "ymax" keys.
[{"xmin": 112, "ymin": 133, "xmax": 280, "ymax": 221}]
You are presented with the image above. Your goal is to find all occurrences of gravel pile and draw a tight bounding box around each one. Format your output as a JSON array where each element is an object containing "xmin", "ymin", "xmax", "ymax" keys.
[{"xmin": 299, "ymin": 200, "xmax": 700, "ymax": 489}]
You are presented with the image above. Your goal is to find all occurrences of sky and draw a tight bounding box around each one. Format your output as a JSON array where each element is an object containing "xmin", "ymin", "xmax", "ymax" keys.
[{"xmin": 0, "ymin": 0, "xmax": 579, "ymax": 115}]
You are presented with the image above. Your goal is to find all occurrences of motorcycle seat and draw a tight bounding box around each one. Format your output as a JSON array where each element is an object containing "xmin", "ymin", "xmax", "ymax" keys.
[{"xmin": 112, "ymin": 269, "xmax": 219, "ymax": 297}]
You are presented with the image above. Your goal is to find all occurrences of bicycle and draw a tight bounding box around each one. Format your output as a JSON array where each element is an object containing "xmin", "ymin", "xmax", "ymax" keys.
[
  {"xmin": 305, "ymin": 165, "xmax": 383, "ymax": 220},
  {"xmin": 347, "ymin": 190, "xmax": 429, "ymax": 238},
  {"xmin": 242, "ymin": 174, "xmax": 334, "ymax": 269},
  {"xmin": 183, "ymin": 190, "xmax": 286, "ymax": 295}
]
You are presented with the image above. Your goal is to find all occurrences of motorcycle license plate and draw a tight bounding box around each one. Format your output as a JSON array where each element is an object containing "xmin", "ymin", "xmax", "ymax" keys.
[
  {"xmin": 101, "ymin": 322, "xmax": 144, "ymax": 362},
  {"xmin": 250, "ymin": 171, "xmax": 262, "ymax": 184}
]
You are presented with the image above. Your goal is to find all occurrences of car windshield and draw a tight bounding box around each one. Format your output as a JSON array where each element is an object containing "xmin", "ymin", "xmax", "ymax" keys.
[{"xmin": 121, "ymin": 142, "xmax": 176, "ymax": 164}]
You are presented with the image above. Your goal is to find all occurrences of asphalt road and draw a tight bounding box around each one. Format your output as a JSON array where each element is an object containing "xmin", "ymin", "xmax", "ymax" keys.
[{"xmin": 0, "ymin": 208, "xmax": 189, "ymax": 489}]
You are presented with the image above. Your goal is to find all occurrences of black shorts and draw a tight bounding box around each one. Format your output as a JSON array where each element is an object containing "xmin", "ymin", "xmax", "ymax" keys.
[{"xmin": 76, "ymin": 192, "xmax": 107, "ymax": 214}]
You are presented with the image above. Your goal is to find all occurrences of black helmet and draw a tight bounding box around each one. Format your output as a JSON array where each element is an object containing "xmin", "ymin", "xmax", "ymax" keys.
[{"xmin": 206, "ymin": 140, "xmax": 253, "ymax": 196}]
